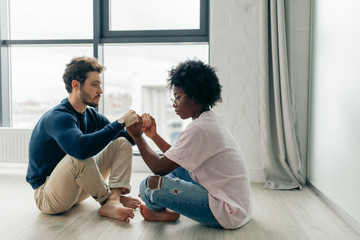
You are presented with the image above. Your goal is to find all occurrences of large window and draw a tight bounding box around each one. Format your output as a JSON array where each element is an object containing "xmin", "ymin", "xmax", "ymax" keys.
[{"xmin": 0, "ymin": 0, "xmax": 209, "ymax": 147}]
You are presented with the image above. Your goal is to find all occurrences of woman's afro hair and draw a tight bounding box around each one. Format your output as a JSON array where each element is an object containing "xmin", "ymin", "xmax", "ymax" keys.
[{"xmin": 167, "ymin": 59, "xmax": 222, "ymax": 110}]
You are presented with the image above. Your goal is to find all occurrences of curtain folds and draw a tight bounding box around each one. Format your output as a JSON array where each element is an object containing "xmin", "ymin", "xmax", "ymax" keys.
[{"xmin": 259, "ymin": 0, "xmax": 307, "ymax": 190}]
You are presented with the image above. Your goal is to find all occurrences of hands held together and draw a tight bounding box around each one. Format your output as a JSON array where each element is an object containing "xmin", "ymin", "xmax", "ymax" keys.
[
  {"xmin": 121, "ymin": 110, "xmax": 139, "ymax": 127},
  {"xmin": 121, "ymin": 110, "xmax": 157, "ymax": 139}
]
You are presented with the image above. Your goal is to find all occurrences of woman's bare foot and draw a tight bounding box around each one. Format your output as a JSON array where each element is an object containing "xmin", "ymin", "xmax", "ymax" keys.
[
  {"xmin": 98, "ymin": 200, "xmax": 135, "ymax": 222},
  {"xmin": 120, "ymin": 195, "xmax": 141, "ymax": 209},
  {"xmin": 139, "ymin": 204, "xmax": 180, "ymax": 222}
]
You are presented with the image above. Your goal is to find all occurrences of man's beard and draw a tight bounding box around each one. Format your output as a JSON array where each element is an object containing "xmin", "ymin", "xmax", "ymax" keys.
[{"xmin": 80, "ymin": 90, "xmax": 99, "ymax": 108}]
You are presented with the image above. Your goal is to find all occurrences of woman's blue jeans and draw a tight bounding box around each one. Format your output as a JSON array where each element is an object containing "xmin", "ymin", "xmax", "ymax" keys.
[{"xmin": 139, "ymin": 167, "xmax": 222, "ymax": 228}]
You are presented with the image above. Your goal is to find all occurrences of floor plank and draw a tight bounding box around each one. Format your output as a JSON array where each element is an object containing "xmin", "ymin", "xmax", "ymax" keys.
[
  {"xmin": 182, "ymin": 218, "xmax": 224, "ymax": 240},
  {"xmin": 0, "ymin": 166, "xmax": 359, "ymax": 240}
]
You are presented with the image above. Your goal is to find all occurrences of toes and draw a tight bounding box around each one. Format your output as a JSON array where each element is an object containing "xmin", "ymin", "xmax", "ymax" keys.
[{"xmin": 130, "ymin": 201, "xmax": 140, "ymax": 209}]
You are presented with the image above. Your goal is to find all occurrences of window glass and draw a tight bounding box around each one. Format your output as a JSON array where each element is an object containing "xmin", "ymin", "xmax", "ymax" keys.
[
  {"xmin": 10, "ymin": 45, "xmax": 93, "ymax": 128},
  {"xmin": 103, "ymin": 44, "xmax": 208, "ymax": 147},
  {"xmin": 9, "ymin": 0, "xmax": 93, "ymax": 40},
  {"xmin": 109, "ymin": 0, "xmax": 200, "ymax": 31}
]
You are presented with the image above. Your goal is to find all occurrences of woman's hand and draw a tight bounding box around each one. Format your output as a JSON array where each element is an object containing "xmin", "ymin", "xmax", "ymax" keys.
[
  {"xmin": 141, "ymin": 113, "xmax": 157, "ymax": 139},
  {"xmin": 126, "ymin": 115, "xmax": 143, "ymax": 138}
]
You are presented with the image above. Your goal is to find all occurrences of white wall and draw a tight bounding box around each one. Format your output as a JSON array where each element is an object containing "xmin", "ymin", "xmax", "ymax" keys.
[
  {"xmin": 210, "ymin": 0, "xmax": 263, "ymax": 182},
  {"xmin": 309, "ymin": 0, "xmax": 360, "ymax": 228},
  {"xmin": 209, "ymin": 0, "xmax": 360, "ymax": 230}
]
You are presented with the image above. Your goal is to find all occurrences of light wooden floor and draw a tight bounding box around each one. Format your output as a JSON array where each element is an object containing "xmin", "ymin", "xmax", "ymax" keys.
[{"xmin": 0, "ymin": 166, "xmax": 359, "ymax": 240}]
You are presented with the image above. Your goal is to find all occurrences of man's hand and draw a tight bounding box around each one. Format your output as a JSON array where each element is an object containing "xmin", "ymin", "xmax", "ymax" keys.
[
  {"xmin": 126, "ymin": 115, "xmax": 143, "ymax": 138},
  {"xmin": 121, "ymin": 110, "xmax": 139, "ymax": 127}
]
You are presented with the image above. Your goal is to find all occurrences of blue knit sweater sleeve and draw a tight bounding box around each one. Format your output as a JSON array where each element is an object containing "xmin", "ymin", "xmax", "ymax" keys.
[{"xmin": 46, "ymin": 109, "xmax": 120, "ymax": 159}]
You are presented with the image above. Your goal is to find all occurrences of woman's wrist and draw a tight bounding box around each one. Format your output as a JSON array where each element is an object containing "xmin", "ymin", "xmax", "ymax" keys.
[
  {"xmin": 150, "ymin": 133, "xmax": 160, "ymax": 141},
  {"xmin": 132, "ymin": 133, "xmax": 143, "ymax": 140}
]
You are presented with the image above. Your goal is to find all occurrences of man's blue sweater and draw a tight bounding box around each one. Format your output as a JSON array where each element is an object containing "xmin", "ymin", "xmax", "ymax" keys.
[{"xmin": 26, "ymin": 98, "xmax": 134, "ymax": 190}]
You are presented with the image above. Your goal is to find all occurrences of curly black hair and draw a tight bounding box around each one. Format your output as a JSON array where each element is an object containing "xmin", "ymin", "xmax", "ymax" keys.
[
  {"xmin": 62, "ymin": 56, "xmax": 105, "ymax": 93},
  {"xmin": 167, "ymin": 59, "xmax": 222, "ymax": 111}
]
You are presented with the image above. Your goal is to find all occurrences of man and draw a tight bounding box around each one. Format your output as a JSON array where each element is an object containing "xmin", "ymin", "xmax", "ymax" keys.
[{"xmin": 26, "ymin": 56, "xmax": 140, "ymax": 222}]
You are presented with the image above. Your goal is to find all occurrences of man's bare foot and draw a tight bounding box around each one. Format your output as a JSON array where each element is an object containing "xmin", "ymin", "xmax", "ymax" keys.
[
  {"xmin": 139, "ymin": 204, "xmax": 180, "ymax": 222},
  {"xmin": 120, "ymin": 195, "xmax": 141, "ymax": 209},
  {"xmin": 98, "ymin": 200, "xmax": 135, "ymax": 222}
]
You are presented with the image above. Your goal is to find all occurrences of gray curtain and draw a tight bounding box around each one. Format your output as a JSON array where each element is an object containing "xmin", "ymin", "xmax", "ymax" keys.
[{"xmin": 259, "ymin": 0, "xmax": 310, "ymax": 189}]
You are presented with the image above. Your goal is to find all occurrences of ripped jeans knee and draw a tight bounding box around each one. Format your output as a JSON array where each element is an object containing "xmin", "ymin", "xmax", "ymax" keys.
[
  {"xmin": 139, "ymin": 175, "xmax": 164, "ymax": 211},
  {"xmin": 147, "ymin": 175, "xmax": 163, "ymax": 203},
  {"xmin": 147, "ymin": 175, "xmax": 163, "ymax": 190}
]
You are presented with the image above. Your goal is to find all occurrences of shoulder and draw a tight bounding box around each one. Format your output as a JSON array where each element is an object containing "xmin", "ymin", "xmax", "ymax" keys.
[
  {"xmin": 32, "ymin": 103, "xmax": 78, "ymax": 137},
  {"xmin": 40, "ymin": 103, "xmax": 72, "ymax": 121},
  {"xmin": 196, "ymin": 111, "xmax": 218, "ymax": 124},
  {"xmin": 193, "ymin": 111, "xmax": 231, "ymax": 141},
  {"xmin": 182, "ymin": 121, "xmax": 204, "ymax": 137},
  {"xmin": 48, "ymin": 99, "xmax": 77, "ymax": 118},
  {"xmin": 191, "ymin": 111, "xmax": 219, "ymax": 131},
  {"xmin": 52, "ymin": 104, "xmax": 77, "ymax": 120},
  {"xmin": 39, "ymin": 103, "xmax": 79, "ymax": 129}
]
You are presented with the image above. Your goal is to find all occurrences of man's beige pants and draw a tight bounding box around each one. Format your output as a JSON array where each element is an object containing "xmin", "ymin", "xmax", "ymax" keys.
[{"xmin": 34, "ymin": 137, "xmax": 133, "ymax": 214}]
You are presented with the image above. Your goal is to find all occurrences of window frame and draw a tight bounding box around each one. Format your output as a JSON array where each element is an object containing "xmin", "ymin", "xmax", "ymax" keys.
[
  {"xmin": 101, "ymin": 0, "xmax": 209, "ymax": 43},
  {"xmin": 0, "ymin": 0, "xmax": 11, "ymax": 126},
  {"xmin": 0, "ymin": 0, "xmax": 209, "ymax": 127}
]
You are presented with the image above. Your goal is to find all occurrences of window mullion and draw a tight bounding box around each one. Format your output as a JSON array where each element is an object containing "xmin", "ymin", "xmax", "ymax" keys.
[{"xmin": 0, "ymin": 0, "xmax": 11, "ymax": 126}]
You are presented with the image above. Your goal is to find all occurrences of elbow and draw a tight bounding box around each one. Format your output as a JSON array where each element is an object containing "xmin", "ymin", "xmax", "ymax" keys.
[
  {"xmin": 151, "ymin": 166, "xmax": 163, "ymax": 175},
  {"xmin": 148, "ymin": 155, "xmax": 175, "ymax": 176},
  {"xmin": 77, "ymin": 154, "xmax": 90, "ymax": 160},
  {"xmin": 151, "ymin": 165, "xmax": 170, "ymax": 176},
  {"xmin": 152, "ymin": 169, "xmax": 165, "ymax": 176},
  {"xmin": 143, "ymin": 152, "xmax": 172, "ymax": 175},
  {"xmin": 69, "ymin": 149, "xmax": 92, "ymax": 160}
]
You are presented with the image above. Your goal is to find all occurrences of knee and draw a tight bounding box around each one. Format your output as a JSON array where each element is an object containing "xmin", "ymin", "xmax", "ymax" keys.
[
  {"xmin": 64, "ymin": 155, "xmax": 96, "ymax": 172},
  {"xmin": 78, "ymin": 156, "xmax": 97, "ymax": 169},
  {"xmin": 147, "ymin": 176, "xmax": 163, "ymax": 189},
  {"xmin": 114, "ymin": 137, "xmax": 132, "ymax": 149},
  {"xmin": 139, "ymin": 176, "xmax": 163, "ymax": 193},
  {"xmin": 139, "ymin": 176, "xmax": 162, "ymax": 202}
]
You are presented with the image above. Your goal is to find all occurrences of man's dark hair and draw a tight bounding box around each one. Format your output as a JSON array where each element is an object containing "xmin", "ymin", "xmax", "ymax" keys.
[{"xmin": 63, "ymin": 56, "xmax": 105, "ymax": 93}]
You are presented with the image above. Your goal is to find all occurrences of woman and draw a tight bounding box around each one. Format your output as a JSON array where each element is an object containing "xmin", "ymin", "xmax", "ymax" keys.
[{"xmin": 126, "ymin": 59, "xmax": 252, "ymax": 229}]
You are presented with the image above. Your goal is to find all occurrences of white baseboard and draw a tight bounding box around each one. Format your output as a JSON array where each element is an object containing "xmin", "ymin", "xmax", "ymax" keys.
[
  {"xmin": 308, "ymin": 181, "xmax": 360, "ymax": 235},
  {"xmin": 0, "ymin": 162, "xmax": 28, "ymax": 168}
]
